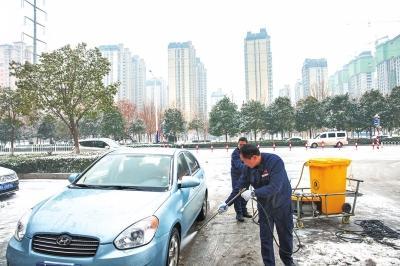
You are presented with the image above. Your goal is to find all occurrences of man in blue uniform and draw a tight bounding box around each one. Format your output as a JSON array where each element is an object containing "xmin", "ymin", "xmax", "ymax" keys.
[
  {"xmin": 219, "ymin": 144, "xmax": 294, "ymax": 266},
  {"xmin": 231, "ymin": 137, "xmax": 252, "ymax": 222}
]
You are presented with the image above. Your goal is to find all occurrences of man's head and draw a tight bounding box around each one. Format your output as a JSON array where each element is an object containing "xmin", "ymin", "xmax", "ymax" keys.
[
  {"xmin": 239, "ymin": 144, "xmax": 261, "ymax": 168},
  {"xmin": 237, "ymin": 137, "xmax": 248, "ymax": 149}
]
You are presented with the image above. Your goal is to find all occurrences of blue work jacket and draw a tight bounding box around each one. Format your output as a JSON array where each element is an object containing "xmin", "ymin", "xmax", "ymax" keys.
[{"xmin": 226, "ymin": 153, "xmax": 292, "ymax": 209}]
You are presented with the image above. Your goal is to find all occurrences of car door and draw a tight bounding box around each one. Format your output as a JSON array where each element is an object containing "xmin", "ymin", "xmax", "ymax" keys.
[
  {"xmin": 176, "ymin": 152, "xmax": 195, "ymax": 234},
  {"xmin": 184, "ymin": 151, "xmax": 205, "ymax": 217}
]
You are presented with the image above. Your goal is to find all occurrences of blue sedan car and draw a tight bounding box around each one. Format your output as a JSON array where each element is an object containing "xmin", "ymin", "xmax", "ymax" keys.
[{"xmin": 7, "ymin": 148, "xmax": 208, "ymax": 266}]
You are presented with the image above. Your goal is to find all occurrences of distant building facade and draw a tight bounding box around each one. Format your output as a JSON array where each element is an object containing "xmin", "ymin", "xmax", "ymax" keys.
[
  {"xmin": 99, "ymin": 44, "xmax": 134, "ymax": 103},
  {"xmin": 302, "ymin": 58, "xmax": 328, "ymax": 101},
  {"xmin": 0, "ymin": 42, "xmax": 32, "ymax": 88},
  {"xmin": 244, "ymin": 28, "xmax": 273, "ymax": 105},
  {"xmin": 375, "ymin": 34, "xmax": 400, "ymax": 95},
  {"xmin": 347, "ymin": 51, "xmax": 374, "ymax": 98},
  {"xmin": 145, "ymin": 78, "xmax": 168, "ymax": 112},
  {"xmin": 168, "ymin": 42, "xmax": 207, "ymax": 122}
]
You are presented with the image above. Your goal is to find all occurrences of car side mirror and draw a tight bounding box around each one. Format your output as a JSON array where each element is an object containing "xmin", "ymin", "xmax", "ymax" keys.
[
  {"xmin": 178, "ymin": 176, "xmax": 200, "ymax": 188},
  {"xmin": 68, "ymin": 173, "xmax": 80, "ymax": 183}
]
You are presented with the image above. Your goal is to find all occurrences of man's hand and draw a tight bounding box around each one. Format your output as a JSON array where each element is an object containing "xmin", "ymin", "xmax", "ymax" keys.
[
  {"xmin": 218, "ymin": 202, "xmax": 228, "ymax": 213},
  {"xmin": 241, "ymin": 190, "xmax": 255, "ymax": 201}
]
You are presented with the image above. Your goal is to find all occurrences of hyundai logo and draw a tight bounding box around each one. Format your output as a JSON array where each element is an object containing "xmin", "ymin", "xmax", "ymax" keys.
[{"xmin": 56, "ymin": 235, "xmax": 72, "ymax": 246}]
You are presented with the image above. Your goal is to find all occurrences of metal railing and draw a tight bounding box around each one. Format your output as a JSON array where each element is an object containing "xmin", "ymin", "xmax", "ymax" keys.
[{"xmin": 0, "ymin": 144, "xmax": 74, "ymax": 154}]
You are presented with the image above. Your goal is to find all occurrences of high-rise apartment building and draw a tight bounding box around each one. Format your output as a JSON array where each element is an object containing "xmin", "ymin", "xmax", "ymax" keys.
[
  {"xmin": 279, "ymin": 84, "xmax": 291, "ymax": 99},
  {"xmin": 302, "ymin": 58, "xmax": 328, "ymax": 101},
  {"xmin": 99, "ymin": 44, "xmax": 135, "ymax": 103},
  {"xmin": 294, "ymin": 80, "xmax": 303, "ymax": 104},
  {"xmin": 329, "ymin": 66, "xmax": 349, "ymax": 97},
  {"xmin": 196, "ymin": 58, "xmax": 207, "ymax": 121},
  {"xmin": 375, "ymin": 34, "xmax": 400, "ymax": 95},
  {"xmin": 145, "ymin": 78, "xmax": 168, "ymax": 112},
  {"xmin": 244, "ymin": 28, "xmax": 273, "ymax": 105},
  {"xmin": 0, "ymin": 42, "xmax": 33, "ymax": 88},
  {"xmin": 132, "ymin": 55, "xmax": 146, "ymax": 110},
  {"xmin": 168, "ymin": 42, "xmax": 207, "ymax": 122},
  {"xmin": 347, "ymin": 51, "xmax": 374, "ymax": 98}
]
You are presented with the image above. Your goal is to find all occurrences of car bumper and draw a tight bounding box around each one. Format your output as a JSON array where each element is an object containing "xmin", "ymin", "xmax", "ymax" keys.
[
  {"xmin": 0, "ymin": 180, "xmax": 19, "ymax": 195},
  {"xmin": 6, "ymin": 233, "xmax": 169, "ymax": 266}
]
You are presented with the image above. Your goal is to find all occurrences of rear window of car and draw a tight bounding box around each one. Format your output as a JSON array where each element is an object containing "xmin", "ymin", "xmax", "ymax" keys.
[{"xmin": 337, "ymin": 133, "xmax": 346, "ymax": 137}]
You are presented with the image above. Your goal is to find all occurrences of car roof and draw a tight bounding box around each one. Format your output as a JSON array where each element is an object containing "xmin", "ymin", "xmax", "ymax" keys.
[{"xmin": 109, "ymin": 147, "xmax": 184, "ymax": 156}]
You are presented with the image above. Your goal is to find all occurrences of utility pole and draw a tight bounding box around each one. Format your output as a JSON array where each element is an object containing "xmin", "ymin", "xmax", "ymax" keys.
[{"xmin": 23, "ymin": 0, "xmax": 46, "ymax": 63}]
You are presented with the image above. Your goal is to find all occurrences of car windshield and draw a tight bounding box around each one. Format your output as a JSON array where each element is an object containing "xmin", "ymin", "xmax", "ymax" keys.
[{"xmin": 75, "ymin": 154, "xmax": 172, "ymax": 190}]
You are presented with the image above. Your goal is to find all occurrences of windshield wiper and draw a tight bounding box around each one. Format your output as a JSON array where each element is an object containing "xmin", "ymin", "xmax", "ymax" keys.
[
  {"xmin": 69, "ymin": 183, "xmax": 106, "ymax": 189},
  {"xmin": 100, "ymin": 185, "xmax": 147, "ymax": 191},
  {"xmin": 69, "ymin": 184, "xmax": 147, "ymax": 190}
]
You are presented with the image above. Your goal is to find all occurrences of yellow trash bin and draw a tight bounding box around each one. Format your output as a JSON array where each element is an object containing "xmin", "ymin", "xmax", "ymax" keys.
[{"xmin": 306, "ymin": 158, "xmax": 351, "ymax": 214}]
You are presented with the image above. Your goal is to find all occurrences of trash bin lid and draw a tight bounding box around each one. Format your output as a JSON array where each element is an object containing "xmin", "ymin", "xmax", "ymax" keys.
[{"xmin": 306, "ymin": 158, "xmax": 351, "ymax": 167}]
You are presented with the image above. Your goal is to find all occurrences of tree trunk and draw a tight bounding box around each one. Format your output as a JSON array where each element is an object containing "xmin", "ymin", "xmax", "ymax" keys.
[
  {"xmin": 225, "ymin": 133, "xmax": 228, "ymax": 143},
  {"xmin": 254, "ymin": 131, "xmax": 257, "ymax": 142},
  {"xmin": 69, "ymin": 120, "xmax": 80, "ymax": 154}
]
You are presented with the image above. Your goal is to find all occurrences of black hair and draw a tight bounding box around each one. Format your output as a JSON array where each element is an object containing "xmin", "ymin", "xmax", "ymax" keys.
[
  {"xmin": 239, "ymin": 144, "xmax": 260, "ymax": 159},
  {"xmin": 238, "ymin": 137, "xmax": 248, "ymax": 143}
]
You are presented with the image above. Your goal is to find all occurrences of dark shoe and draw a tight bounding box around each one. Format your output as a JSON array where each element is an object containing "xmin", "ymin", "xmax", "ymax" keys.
[
  {"xmin": 242, "ymin": 212, "xmax": 253, "ymax": 218},
  {"xmin": 236, "ymin": 214, "xmax": 244, "ymax": 222}
]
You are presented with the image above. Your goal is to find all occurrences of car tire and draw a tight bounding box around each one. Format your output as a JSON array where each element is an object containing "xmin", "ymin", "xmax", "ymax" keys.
[
  {"xmin": 166, "ymin": 227, "xmax": 180, "ymax": 266},
  {"xmin": 196, "ymin": 192, "xmax": 208, "ymax": 221},
  {"xmin": 336, "ymin": 142, "xmax": 343, "ymax": 148},
  {"xmin": 311, "ymin": 143, "xmax": 318, "ymax": 148}
]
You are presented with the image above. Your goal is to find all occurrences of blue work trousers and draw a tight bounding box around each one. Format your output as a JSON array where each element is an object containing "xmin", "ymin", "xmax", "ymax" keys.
[{"xmin": 258, "ymin": 201, "xmax": 294, "ymax": 266}]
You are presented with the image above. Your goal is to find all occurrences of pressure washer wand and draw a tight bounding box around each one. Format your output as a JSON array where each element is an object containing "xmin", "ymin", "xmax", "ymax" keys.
[{"xmin": 196, "ymin": 188, "xmax": 247, "ymax": 232}]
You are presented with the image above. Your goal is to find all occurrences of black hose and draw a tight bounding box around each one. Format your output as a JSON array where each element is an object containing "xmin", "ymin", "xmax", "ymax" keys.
[
  {"xmin": 251, "ymin": 197, "xmax": 303, "ymax": 254},
  {"xmin": 336, "ymin": 219, "xmax": 400, "ymax": 249}
]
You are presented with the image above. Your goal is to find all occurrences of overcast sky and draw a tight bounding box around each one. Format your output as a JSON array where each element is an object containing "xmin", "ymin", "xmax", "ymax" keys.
[{"xmin": 1, "ymin": 0, "xmax": 400, "ymax": 103}]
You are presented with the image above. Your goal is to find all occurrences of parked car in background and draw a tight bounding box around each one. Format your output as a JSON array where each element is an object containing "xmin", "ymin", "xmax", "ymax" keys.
[
  {"xmin": 78, "ymin": 138, "xmax": 120, "ymax": 152},
  {"xmin": 284, "ymin": 137, "xmax": 303, "ymax": 143},
  {"xmin": 7, "ymin": 147, "xmax": 208, "ymax": 266},
  {"xmin": 0, "ymin": 166, "xmax": 19, "ymax": 195},
  {"xmin": 307, "ymin": 131, "xmax": 348, "ymax": 148}
]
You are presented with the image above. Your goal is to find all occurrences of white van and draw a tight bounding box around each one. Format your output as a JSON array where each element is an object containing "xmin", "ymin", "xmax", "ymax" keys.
[{"xmin": 307, "ymin": 131, "xmax": 348, "ymax": 148}]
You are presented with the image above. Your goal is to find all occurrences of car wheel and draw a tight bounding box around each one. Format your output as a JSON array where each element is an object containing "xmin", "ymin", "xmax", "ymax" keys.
[
  {"xmin": 197, "ymin": 192, "xmax": 208, "ymax": 221},
  {"xmin": 336, "ymin": 142, "xmax": 343, "ymax": 148},
  {"xmin": 311, "ymin": 143, "xmax": 318, "ymax": 148},
  {"xmin": 166, "ymin": 227, "xmax": 180, "ymax": 266}
]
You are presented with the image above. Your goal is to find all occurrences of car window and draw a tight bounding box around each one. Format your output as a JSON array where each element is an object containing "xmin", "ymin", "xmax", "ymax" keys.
[
  {"xmin": 95, "ymin": 141, "xmax": 107, "ymax": 148},
  {"xmin": 328, "ymin": 133, "xmax": 335, "ymax": 138},
  {"xmin": 184, "ymin": 151, "xmax": 200, "ymax": 174},
  {"xmin": 337, "ymin": 132, "xmax": 346, "ymax": 137},
  {"xmin": 320, "ymin": 134, "xmax": 326, "ymax": 138},
  {"xmin": 77, "ymin": 154, "xmax": 171, "ymax": 190},
  {"xmin": 79, "ymin": 140, "xmax": 92, "ymax": 147},
  {"xmin": 177, "ymin": 153, "xmax": 190, "ymax": 180}
]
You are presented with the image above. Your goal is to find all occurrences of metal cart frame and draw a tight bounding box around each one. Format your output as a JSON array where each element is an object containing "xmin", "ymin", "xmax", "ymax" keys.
[{"xmin": 292, "ymin": 177, "xmax": 363, "ymax": 228}]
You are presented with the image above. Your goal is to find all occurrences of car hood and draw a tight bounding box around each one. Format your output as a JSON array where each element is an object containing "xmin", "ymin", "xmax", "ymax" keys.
[
  {"xmin": 27, "ymin": 188, "xmax": 170, "ymax": 243},
  {"xmin": 0, "ymin": 166, "xmax": 15, "ymax": 176}
]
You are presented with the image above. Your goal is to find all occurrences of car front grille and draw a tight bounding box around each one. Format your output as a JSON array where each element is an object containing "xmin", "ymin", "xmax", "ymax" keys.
[{"xmin": 32, "ymin": 234, "xmax": 99, "ymax": 257}]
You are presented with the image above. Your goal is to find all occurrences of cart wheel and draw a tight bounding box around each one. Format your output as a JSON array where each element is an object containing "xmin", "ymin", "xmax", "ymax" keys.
[
  {"xmin": 313, "ymin": 210, "xmax": 320, "ymax": 217},
  {"xmin": 296, "ymin": 220, "xmax": 304, "ymax": 228},
  {"xmin": 342, "ymin": 216, "xmax": 350, "ymax": 224}
]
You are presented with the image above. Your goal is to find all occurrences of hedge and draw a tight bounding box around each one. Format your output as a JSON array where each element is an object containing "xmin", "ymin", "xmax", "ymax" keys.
[{"xmin": 0, "ymin": 154, "xmax": 100, "ymax": 174}]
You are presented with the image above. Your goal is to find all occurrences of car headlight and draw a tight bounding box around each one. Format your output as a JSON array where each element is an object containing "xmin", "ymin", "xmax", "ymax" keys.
[
  {"xmin": 114, "ymin": 216, "xmax": 159, "ymax": 249},
  {"xmin": 15, "ymin": 209, "xmax": 32, "ymax": 241}
]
